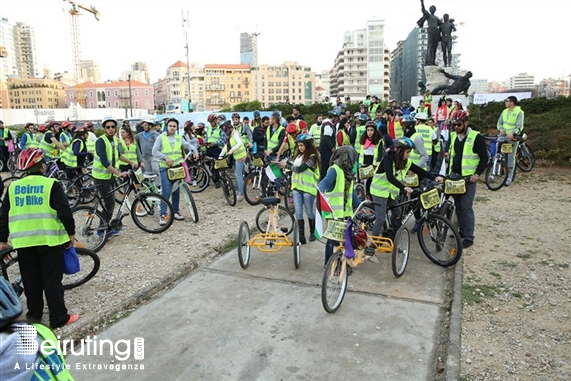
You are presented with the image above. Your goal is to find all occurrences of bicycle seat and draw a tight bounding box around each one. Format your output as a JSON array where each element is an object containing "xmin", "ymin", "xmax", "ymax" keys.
[
  {"xmin": 356, "ymin": 213, "xmax": 375, "ymax": 223},
  {"xmin": 260, "ymin": 196, "xmax": 281, "ymax": 206}
]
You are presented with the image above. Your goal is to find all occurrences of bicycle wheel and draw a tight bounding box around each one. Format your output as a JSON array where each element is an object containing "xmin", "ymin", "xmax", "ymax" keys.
[
  {"xmin": 131, "ymin": 192, "xmax": 174, "ymax": 233},
  {"xmin": 72, "ymin": 206, "xmax": 109, "ymax": 252},
  {"xmin": 284, "ymin": 181, "xmax": 295, "ymax": 216},
  {"xmin": 484, "ymin": 160, "xmax": 508, "ymax": 191},
  {"xmin": 292, "ymin": 220, "xmax": 300, "ymax": 269},
  {"xmin": 62, "ymin": 247, "xmax": 101, "ymax": 290},
  {"xmin": 7, "ymin": 155, "xmax": 17, "ymax": 174},
  {"xmin": 221, "ymin": 172, "xmax": 237, "ymax": 206},
  {"xmin": 188, "ymin": 165, "xmax": 209, "ymax": 193},
  {"xmin": 181, "ymin": 182, "xmax": 199, "ymax": 223},
  {"xmin": 237, "ymin": 221, "xmax": 251, "ymax": 269},
  {"xmin": 440, "ymin": 200, "xmax": 455, "ymax": 223},
  {"xmin": 244, "ymin": 171, "xmax": 263, "ymax": 205},
  {"xmin": 321, "ymin": 249, "xmax": 348, "ymax": 313},
  {"xmin": 59, "ymin": 178, "xmax": 80, "ymax": 208},
  {"xmin": 1, "ymin": 249, "xmax": 24, "ymax": 296},
  {"xmin": 516, "ymin": 145, "xmax": 534, "ymax": 172},
  {"xmin": 391, "ymin": 225, "xmax": 410, "ymax": 277},
  {"xmin": 255, "ymin": 205, "xmax": 295, "ymax": 235},
  {"xmin": 418, "ymin": 213, "xmax": 462, "ymax": 267},
  {"xmin": 355, "ymin": 183, "xmax": 366, "ymax": 202},
  {"xmin": 114, "ymin": 176, "xmax": 128, "ymax": 204}
]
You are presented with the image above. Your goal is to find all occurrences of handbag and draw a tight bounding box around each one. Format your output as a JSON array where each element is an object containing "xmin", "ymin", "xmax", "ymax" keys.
[
  {"xmin": 63, "ymin": 246, "xmax": 80, "ymax": 274},
  {"xmin": 181, "ymin": 161, "xmax": 191, "ymax": 183},
  {"xmin": 7, "ymin": 140, "xmax": 15, "ymax": 153},
  {"xmin": 358, "ymin": 165, "xmax": 374, "ymax": 179},
  {"xmin": 444, "ymin": 179, "xmax": 466, "ymax": 195},
  {"xmin": 167, "ymin": 165, "xmax": 186, "ymax": 181}
]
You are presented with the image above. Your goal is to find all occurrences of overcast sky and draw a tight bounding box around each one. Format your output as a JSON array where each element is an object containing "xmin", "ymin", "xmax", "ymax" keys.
[{"xmin": 2, "ymin": 0, "xmax": 570, "ymax": 85}]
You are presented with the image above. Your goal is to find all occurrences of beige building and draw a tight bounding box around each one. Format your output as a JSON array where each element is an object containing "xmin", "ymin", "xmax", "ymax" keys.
[
  {"xmin": 153, "ymin": 61, "xmax": 205, "ymax": 112},
  {"xmin": 79, "ymin": 60, "xmax": 101, "ymax": 83},
  {"xmin": 251, "ymin": 61, "xmax": 316, "ymax": 108},
  {"xmin": 204, "ymin": 64, "xmax": 251, "ymax": 110},
  {"xmin": 7, "ymin": 75, "xmax": 66, "ymax": 109}
]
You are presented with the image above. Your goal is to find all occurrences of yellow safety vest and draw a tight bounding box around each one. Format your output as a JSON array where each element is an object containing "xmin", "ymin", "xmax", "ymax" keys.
[
  {"xmin": 92, "ymin": 135, "xmax": 119, "ymax": 180},
  {"xmin": 325, "ymin": 164, "xmax": 353, "ymax": 219},
  {"xmin": 8, "ymin": 176, "xmax": 69, "ymax": 249},
  {"xmin": 39, "ymin": 132, "xmax": 59, "ymax": 159},
  {"xmin": 358, "ymin": 141, "xmax": 379, "ymax": 164},
  {"xmin": 309, "ymin": 123, "xmax": 322, "ymax": 146},
  {"xmin": 449, "ymin": 129, "xmax": 480, "ymax": 177},
  {"xmin": 120, "ymin": 139, "xmax": 137, "ymax": 164},
  {"xmin": 415, "ymin": 124, "xmax": 434, "ymax": 156},
  {"xmin": 353, "ymin": 125, "xmax": 367, "ymax": 153},
  {"xmin": 337, "ymin": 130, "xmax": 350, "ymax": 147},
  {"xmin": 23, "ymin": 131, "xmax": 36, "ymax": 149},
  {"xmin": 207, "ymin": 126, "xmax": 221, "ymax": 144},
  {"xmin": 370, "ymin": 158, "xmax": 412, "ymax": 199},
  {"xmin": 266, "ymin": 125, "xmax": 284, "ymax": 151},
  {"xmin": 62, "ymin": 138, "xmax": 85, "ymax": 168},
  {"xmin": 32, "ymin": 323, "xmax": 75, "ymax": 381},
  {"xmin": 500, "ymin": 106, "xmax": 524, "ymax": 134},
  {"xmin": 159, "ymin": 134, "xmax": 183, "ymax": 168},
  {"xmin": 291, "ymin": 154, "xmax": 319, "ymax": 195},
  {"xmin": 229, "ymin": 132, "xmax": 247, "ymax": 160}
]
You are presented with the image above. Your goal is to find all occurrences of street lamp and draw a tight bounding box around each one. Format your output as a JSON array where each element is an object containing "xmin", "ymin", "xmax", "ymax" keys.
[{"xmin": 128, "ymin": 73, "xmax": 133, "ymax": 117}]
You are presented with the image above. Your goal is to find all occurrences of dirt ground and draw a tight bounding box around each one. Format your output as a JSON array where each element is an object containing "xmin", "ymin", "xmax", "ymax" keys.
[{"xmin": 460, "ymin": 166, "xmax": 571, "ymax": 380}]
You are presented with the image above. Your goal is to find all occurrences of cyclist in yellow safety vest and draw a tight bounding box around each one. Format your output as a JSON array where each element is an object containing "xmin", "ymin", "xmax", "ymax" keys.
[
  {"xmin": 410, "ymin": 112, "xmax": 436, "ymax": 171},
  {"xmin": 35, "ymin": 125, "xmax": 46, "ymax": 148},
  {"xmin": 385, "ymin": 109, "xmax": 404, "ymax": 139},
  {"xmin": 240, "ymin": 116, "xmax": 254, "ymax": 151},
  {"xmin": 427, "ymin": 117, "xmax": 443, "ymax": 172},
  {"xmin": 276, "ymin": 123, "xmax": 300, "ymax": 161},
  {"xmin": 353, "ymin": 114, "xmax": 369, "ymax": 156},
  {"xmin": 205, "ymin": 114, "xmax": 227, "ymax": 187},
  {"xmin": 308, "ymin": 114, "xmax": 323, "ymax": 147},
  {"xmin": 368, "ymin": 95, "xmax": 381, "ymax": 116},
  {"xmin": 39, "ymin": 122, "xmax": 66, "ymax": 162},
  {"xmin": 19, "ymin": 123, "xmax": 37, "ymax": 149},
  {"xmin": 448, "ymin": 110, "xmax": 488, "ymax": 249},
  {"xmin": 497, "ymin": 95, "xmax": 524, "ymax": 186},
  {"xmin": 152, "ymin": 117, "xmax": 196, "ymax": 224},
  {"xmin": 336, "ymin": 117, "xmax": 351, "ymax": 147},
  {"xmin": 220, "ymin": 122, "xmax": 247, "ymax": 201},
  {"xmin": 0, "ymin": 148, "xmax": 80, "ymax": 329},
  {"xmin": 318, "ymin": 146, "xmax": 361, "ymax": 265},
  {"xmin": 59, "ymin": 122, "xmax": 73, "ymax": 158},
  {"xmin": 62, "ymin": 127, "xmax": 90, "ymax": 179},
  {"xmin": 358, "ymin": 121, "xmax": 383, "ymax": 200},
  {"xmin": 85, "ymin": 121, "xmax": 97, "ymax": 154}
]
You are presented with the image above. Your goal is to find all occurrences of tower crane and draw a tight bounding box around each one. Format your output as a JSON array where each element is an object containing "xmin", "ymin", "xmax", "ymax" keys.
[{"xmin": 63, "ymin": 0, "xmax": 99, "ymax": 105}]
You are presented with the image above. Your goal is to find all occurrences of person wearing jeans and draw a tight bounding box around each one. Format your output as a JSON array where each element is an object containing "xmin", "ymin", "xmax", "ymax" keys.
[{"xmin": 219, "ymin": 123, "xmax": 246, "ymax": 201}]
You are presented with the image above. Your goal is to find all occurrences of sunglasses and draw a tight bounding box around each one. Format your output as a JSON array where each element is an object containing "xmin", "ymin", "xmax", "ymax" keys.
[
  {"xmin": 454, "ymin": 123, "xmax": 463, "ymax": 126},
  {"xmin": 105, "ymin": 125, "xmax": 117, "ymax": 129}
]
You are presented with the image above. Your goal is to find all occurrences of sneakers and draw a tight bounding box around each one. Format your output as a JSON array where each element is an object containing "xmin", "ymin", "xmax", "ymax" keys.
[
  {"xmin": 192, "ymin": 180, "xmax": 197, "ymax": 187},
  {"xmin": 462, "ymin": 239, "xmax": 474, "ymax": 249},
  {"xmin": 364, "ymin": 245, "xmax": 376, "ymax": 256},
  {"xmin": 237, "ymin": 194, "xmax": 244, "ymax": 202},
  {"xmin": 96, "ymin": 229, "xmax": 120, "ymax": 238},
  {"xmin": 215, "ymin": 181, "xmax": 221, "ymax": 189},
  {"xmin": 174, "ymin": 213, "xmax": 185, "ymax": 221},
  {"xmin": 66, "ymin": 314, "xmax": 80, "ymax": 325},
  {"xmin": 505, "ymin": 179, "xmax": 512, "ymax": 186},
  {"xmin": 159, "ymin": 215, "xmax": 168, "ymax": 225},
  {"xmin": 411, "ymin": 222, "xmax": 421, "ymax": 234},
  {"xmin": 135, "ymin": 204, "xmax": 146, "ymax": 217}
]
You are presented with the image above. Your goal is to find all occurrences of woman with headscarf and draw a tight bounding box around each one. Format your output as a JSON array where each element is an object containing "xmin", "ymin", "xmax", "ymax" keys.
[{"xmin": 318, "ymin": 145, "xmax": 361, "ymax": 265}]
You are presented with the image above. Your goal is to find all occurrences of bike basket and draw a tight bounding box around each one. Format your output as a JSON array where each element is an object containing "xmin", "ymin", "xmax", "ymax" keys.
[
  {"xmin": 501, "ymin": 143, "xmax": 513, "ymax": 154},
  {"xmin": 444, "ymin": 179, "xmax": 466, "ymax": 195},
  {"xmin": 214, "ymin": 158, "xmax": 229, "ymax": 169},
  {"xmin": 403, "ymin": 174, "xmax": 419, "ymax": 187},
  {"xmin": 420, "ymin": 188, "xmax": 440, "ymax": 210},
  {"xmin": 134, "ymin": 168, "xmax": 145, "ymax": 184},
  {"xmin": 167, "ymin": 166, "xmax": 186, "ymax": 181},
  {"xmin": 322, "ymin": 220, "xmax": 348, "ymax": 242},
  {"xmin": 358, "ymin": 165, "xmax": 374, "ymax": 179},
  {"xmin": 253, "ymin": 157, "xmax": 265, "ymax": 167}
]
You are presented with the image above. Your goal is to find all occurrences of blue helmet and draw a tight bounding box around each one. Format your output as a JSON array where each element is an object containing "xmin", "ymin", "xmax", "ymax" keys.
[
  {"xmin": 0, "ymin": 277, "xmax": 23, "ymax": 328},
  {"xmin": 358, "ymin": 113, "xmax": 369, "ymax": 121},
  {"xmin": 328, "ymin": 110, "xmax": 339, "ymax": 117},
  {"xmin": 295, "ymin": 133, "xmax": 314, "ymax": 144},
  {"xmin": 400, "ymin": 115, "xmax": 416, "ymax": 129},
  {"xmin": 253, "ymin": 110, "xmax": 260, "ymax": 117},
  {"xmin": 394, "ymin": 137, "xmax": 415, "ymax": 150}
]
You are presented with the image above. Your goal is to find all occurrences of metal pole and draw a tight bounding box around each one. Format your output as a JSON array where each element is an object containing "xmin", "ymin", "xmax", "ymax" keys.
[{"xmin": 128, "ymin": 73, "xmax": 133, "ymax": 117}]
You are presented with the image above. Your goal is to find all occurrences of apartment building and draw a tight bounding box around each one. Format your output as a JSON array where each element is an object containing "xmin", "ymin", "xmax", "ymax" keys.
[
  {"xmin": 13, "ymin": 22, "xmax": 39, "ymax": 79},
  {"xmin": 204, "ymin": 64, "xmax": 251, "ymax": 110},
  {"xmin": 153, "ymin": 60, "xmax": 205, "ymax": 112},
  {"xmin": 7, "ymin": 76, "xmax": 66, "ymax": 109},
  {"xmin": 79, "ymin": 60, "xmax": 101, "ymax": 83},
  {"xmin": 66, "ymin": 80, "xmax": 154, "ymax": 110}
]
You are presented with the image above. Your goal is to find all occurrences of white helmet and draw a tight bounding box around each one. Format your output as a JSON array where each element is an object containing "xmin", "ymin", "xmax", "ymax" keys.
[{"xmin": 414, "ymin": 112, "xmax": 428, "ymax": 121}]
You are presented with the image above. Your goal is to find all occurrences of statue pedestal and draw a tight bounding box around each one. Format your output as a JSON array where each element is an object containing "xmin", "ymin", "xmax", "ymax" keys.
[{"xmin": 424, "ymin": 66, "xmax": 449, "ymax": 93}]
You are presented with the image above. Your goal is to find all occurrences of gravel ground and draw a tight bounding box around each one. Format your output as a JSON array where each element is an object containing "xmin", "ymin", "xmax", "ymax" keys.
[{"xmin": 459, "ymin": 167, "xmax": 571, "ymax": 381}]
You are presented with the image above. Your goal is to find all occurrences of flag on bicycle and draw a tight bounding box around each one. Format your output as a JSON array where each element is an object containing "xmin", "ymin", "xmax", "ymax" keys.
[
  {"xmin": 314, "ymin": 188, "xmax": 334, "ymax": 239},
  {"xmin": 265, "ymin": 163, "xmax": 282, "ymax": 181}
]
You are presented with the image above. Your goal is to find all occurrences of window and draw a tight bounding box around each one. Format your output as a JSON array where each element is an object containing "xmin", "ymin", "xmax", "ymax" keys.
[
  {"xmin": 107, "ymin": 91, "xmax": 110, "ymax": 97},
  {"xmin": 145, "ymin": 89, "xmax": 149, "ymax": 96},
  {"xmin": 108, "ymin": 101, "xmax": 111, "ymax": 107},
  {"xmin": 134, "ymin": 90, "xmax": 138, "ymax": 96},
  {"xmin": 114, "ymin": 90, "xmax": 118, "ymax": 97},
  {"xmin": 145, "ymin": 100, "xmax": 149, "ymax": 108},
  {"xmin": 135, "ymin": 100, "xmax": 139, "ymax": 108},
  {"xmin": 90, "ymin": 102, "xmax": 94, "ymax": 107},
  {"xmin": 89, "ymin": 91, "xmax": 93, "ymax": 97},
  {"xmin": 115, "ymin": 101, "xmax": 119, "ymax": 107}
]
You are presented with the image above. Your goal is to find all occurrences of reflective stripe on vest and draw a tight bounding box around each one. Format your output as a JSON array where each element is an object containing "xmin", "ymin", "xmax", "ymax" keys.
[
  {"xmin": 292, "ymin": 155, "xmax": 319, "ymax": 195},
  {"xmin": 370, "ymin": 159, "xmax": 412, "ymax": 199},
  {"xmin": 62, "ymin": 138, "xmax": 85, "ymax": 167},
  {"xmin": 39, "ymin": 133, "xmax": 58, "ymax": 158},
  {"xmin": 309, "ymin": 124, "xmax": 321, "ymax": 146},
  {"xmin": 24, "ymin": 131, "xmax": 36, "ymax": 149},
  {"xmin": 415, "ymin": 124, "xmax": 433, "ymax": 156},
  {"xmin": 449, "ymin": 129, "xmax": 480, "ymax": 176},
  {"xmin": 159, "ymin": 134, "xmax": 183, "ymax": 168},
  {"xmin": 8, "ymin": 177, "xmax": 68, "ymax": 249},
  {"xmin": 326, "ymin": 164, "xmax": 353, "ymax": 219},
  {"xmin": 120, "ymin": 139, "xmax": 137, "ymax": 163},
  {"xmin": 207, "ymin": 126, "xmax": 221, "ymax": 144},
  {"xmin": 32, "ymin": 323, "xmax": 75, "ymax": 381},
  {"xmin": 266, "ymin": 126, "xmax": 284, "ymax": 151},
  {"xmin": 353, "ymin": 125, "xmax": 367, "ymax": 152},
  {"xmin": 408, "ymin": 132, "xmax": 423, "ymax": 166},
  {"xmin": 501, "ymin": 107, "xmax": 524, "ymax": 134},
  {"xmin": 92, "ymin": 135, "xmax": 119, "ymax": 180},
  {"xmin": 229, "ymin": 133, "xmax": 247, "ymax": 160}
]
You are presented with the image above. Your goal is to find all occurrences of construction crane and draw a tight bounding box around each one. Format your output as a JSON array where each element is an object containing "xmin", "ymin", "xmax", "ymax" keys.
[{"xmin": 63, "ymin": 0, "xmax": 99, "ymax": 105}]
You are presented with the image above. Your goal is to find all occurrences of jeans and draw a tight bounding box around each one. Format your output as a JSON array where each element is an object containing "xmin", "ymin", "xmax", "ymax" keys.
[
  {"xmin": 505, "ymin": 140, "xmax": 518, "ymax": 181},
  {"xmin": 266, "ymin": 154, "xmax": 282, "ymax": 193},
  {"xmin": 319, "ymin": 148, "xmax": 333, "ymax": 181},
  {"xmin": 293, "ymin": 190, "xmax": 316, "ymax": 220},
  {"xmin": 206, "ymin": 146, "xmax": 222, "ymax": 183},
  {"xmin": 234, "ymin": 157, "xmax": 245, "ymax": 195},
  {"xmin": 94, "ymin": 178, "xmax": 115, "ymax": 223},
  {"xmin": 371, "ymin": 195, "xmax": 398, "ymax": 237},
  {"xmin": 454, "ymin": 180, "xmax": 477, "ymax": 241},
  {"xmin": 160, "ymin": 168, "xmax": 180, "ymax": 216}
]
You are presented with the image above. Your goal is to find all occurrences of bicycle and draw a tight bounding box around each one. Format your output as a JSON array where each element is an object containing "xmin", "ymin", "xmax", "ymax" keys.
[
  {"xmin": 515, "ymin": 133, "xmax": 535, "ymax": 172},
  {"xmin": 484, "ymin": 136, "xmax": 513, "ymax": 191},
  {"xmin": 237, "ymin": 196, "xmax": 298, "ymax": 269},
  {"xmin": 72, "ymin": 169, "xmax": 174, "ymax": 252},
  {"xmin": 213, "ymin": 155, "xmax": 237, "ymax": 206},
  {"xmin": 159, "ymin": 154, "xmax": 199, "ymax": 223},
  {"xmin": 1, "ymin": 245, "xmax": 101, "ymax": 296},
  {"xmin": 186, "ymin": 152, "xmax": 211, "ymax": 193}
]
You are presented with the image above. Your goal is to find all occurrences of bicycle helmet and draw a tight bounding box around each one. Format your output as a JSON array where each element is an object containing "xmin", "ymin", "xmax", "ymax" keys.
[
  {"xmin": 286, "ymin": 123, "xmax": 298, "ymax": 135},
  {"xmin": 25, "ymin": 122, "xmax": 34, "ymax": 128},
  {"xmin": 218, "ymin": 114, "xmax": 227, "ymax": 121},
  {"xmin": 196, "ymin": 122, "xmax": 205, "ymax": 129},
  {"xmin": 295, "ymin": 133, "xmax": 314, "ymax": 144},
  {"xmin": 253, "ymin": 110, "xmax": 260, "ymax": 117},
  {"xmin": 85, "ymin": 121, "xmax": 94, "ymax": 128},
  {"xmin": 414, "ymin": 112, "xmax": 428, "ymax": 121},
  {"xmin": 352, "ymin": 226, "xmax": 368, "ymax": 250},
  {"xmin": 400, "ymin": 115, "xmax": 416, "ymax": 129},
  {"xmin": 207, "ymin": 114, "xmax": 217, "ymax": 123},
  {"xmin": 365, "ymin": 120, "xmax": 376, "ymax": 129},
  {"xmin": 38, "ymin": 125, "xmax": 47, "ymax": 132},
  {"xmin": 327, "ymin": 110, "xmax": 339, "ymax": 117},
  {"xmin": 0, "ymin": 277, "xmax": 23, "ymax": 328},
  {"xmin": 451, "ymin": 110, "xmax": 469, "ymax": 124},
  {"xmin": 18, "ymin": 148, "xmax": 45, "ymax": 171},
  {"xmin": 61, "ymin": 121, "xmax": 71, "ymax": 128},
  {"xmin": 184, "ymin": 120, "xmax": 193, "ymax": 128},
  {"xmin": 102, "ymin": 116, "xmax": 118, "ymax": 126},
  {"xmin": 359, "ymin": 113, "xmax": 369, "ymax": 121},
  {"xmin": 394, "ymin": 137, "xmax": 415, "ymax": 150},
  {"xmin": 231, "ymin": 112, "xmax": 240, "ymax": 119}
]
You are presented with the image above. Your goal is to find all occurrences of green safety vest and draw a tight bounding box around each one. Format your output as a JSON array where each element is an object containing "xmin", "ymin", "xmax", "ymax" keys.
[
  {"xmin": 337, "ymin": 130, "xmax": 351, "ymax": 147},
  {"xmin": 0, "ymin": 128, "xmax": 10, "ymax": 147},
  {"xmin": 39, "ymin": 132, "xmax": 59, "ymax": 159},
  {"xmin": 159, "ymin": 134, "xmax": 183, "ymax": 168},
  {"xmin": 358, "ymin": 141, "xmax": 380, "ymax": 164},
  {"xmin": 92, "ymin": 135, "xmax": 120, "ymax": 180},
  {"xmin": 370, "ymin": 158, "xmax": 412, "ymax": 199},
  {"xmin": 31, "ymin": 323, "xmax": 75, "ymax": 381},
  {"xmin": 369, "ymin": 103, "xmax": 380, "ymax": 115},
  {"xmin": 449, "ymin": 129, "xmax": 480, "ymax": 177},
  {"xmin": 325, "ymin": 164, "xmax": 354, "ymax": 219},
  {"xmin": 500, "ymin": 106, "xmax": 524, "ymax": 134},
  {"xmin": 59, "ymin": 132, "xmax": 72, "ymax": 159},
  {"xmin": 35, "ymin": 133, "xmax": 44, "ymax": 148},
  {"xmin": 62, "ymin": 138, "xmax": 85, "ymax": 167},
  {"xmin": 120, "ymin": 139, "xmax": 137, "ymax": 164},
  {"xmin": 238, "ymin": 123, "xmax": 250, "ymax": 145},
  {"xmin": 207, "ymin": 126, "xmax": 221, "ymax": 144},
  {"xmin": 415, "ymin": 124, "xmax": 434, "ymax": 156},
  {"xmin": 408, "ymin": 133, "xmax": 424, "ymax": 167},
  {"xmin": 291, "ymin": 154, "xmax": 319, "ymax": 195},
  {"xmin": 266, "ymin": 125, "xmax": 284, "ymax": 151},
  {"xmin": 353, "ymin": 125, "xmax": 367, "ymax": 153},
  {"xmin": 309, "ymin": 123, "xmax": 321, "ymax": 146},
  {"xmin": 424, "ymin": 94, "xmax": 432, "ymax": 104},
  {"xmin": 86, "ymin": 133, "xmax": 96, "ymax": 153},
  {"xmin": 229, "ymin": 132, "xmax": 247, "ymax": 160},
  {"xmin": 23, "ymin": 131, "xmax": 36, "ymax": 148},
  {"xmin": 8, "ymin": 176, "xmax": 69, "ymax": 249},
  {"xmin": 287, "ymin": 134, "xmax": 297, "ymax": 155},
  {"xmin": 196, "ymin": 133, "xmax": 206, "ymax": 152}
]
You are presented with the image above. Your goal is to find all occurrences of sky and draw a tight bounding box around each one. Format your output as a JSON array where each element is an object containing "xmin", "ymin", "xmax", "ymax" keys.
[{"xmin": 2, "ymin": 0, "xmax": 570, "ymax": 85}]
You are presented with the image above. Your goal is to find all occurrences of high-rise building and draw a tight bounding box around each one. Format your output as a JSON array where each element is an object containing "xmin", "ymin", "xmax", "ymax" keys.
[
  {"xmin": 507, "ymin": 73, "xmax": 534, "ymax": 90},
  {"xmin": 204, "ymin": 64, "xmax": 251, "ymax": 110},
  {"xmin": 13, "ymin": 22, "xmax": 39, "ymax": 78},
  {"xmin": 0, "ymin": 18, "xmax": 17, "ymax": 108},
  {"xmin": 121, "ymin": 62, "xmax": 150, "ymax": 84},
  {"xmin": 329, "ymin": 20, "xmax": 390, "ymax": 102},
  {"xmin": 240, "ymin": 32, "xmax": 259, "ymax": 66},
  {"xmin": 469, "ymin": 79, "xmax": 488, "ymax": 95},
  {"xmin": 79, "ymin": 60, "xmax": 100, "ymax": 83},
  {"xmin": 251, "ymin": 61, "xmax": 316, "ymax": 108}
]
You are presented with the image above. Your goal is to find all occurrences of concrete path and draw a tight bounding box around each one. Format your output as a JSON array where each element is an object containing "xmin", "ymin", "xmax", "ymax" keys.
[{"xmin": 67, "ymin": 225, "xmax": 453, "ymax": 381}]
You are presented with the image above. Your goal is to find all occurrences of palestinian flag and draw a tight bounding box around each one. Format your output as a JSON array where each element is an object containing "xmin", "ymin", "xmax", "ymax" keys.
[
  {"xmin": 265, "ymin": 163, "xmax": 283, "ymax": 181},
  {"xmin": 314, "ymin": 188, "xmax": 334, "ymax": 239}
]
